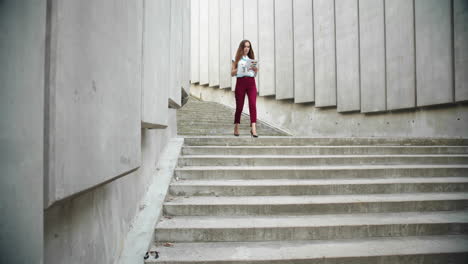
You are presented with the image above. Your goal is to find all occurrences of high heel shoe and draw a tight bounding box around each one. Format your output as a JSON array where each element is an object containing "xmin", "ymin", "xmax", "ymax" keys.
[
  {"xmin": 250, "ymin": 130, "xmax": 258, "ymax": 138},
  {"xmin": 234, "ymin": 132, "xmax": 240, "ymax": 136}
]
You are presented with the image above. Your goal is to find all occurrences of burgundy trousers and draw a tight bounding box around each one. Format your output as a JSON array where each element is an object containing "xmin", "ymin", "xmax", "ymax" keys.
[{"xmin": 234, "ymin": 77, "xmax": 257, "ymax": 124}]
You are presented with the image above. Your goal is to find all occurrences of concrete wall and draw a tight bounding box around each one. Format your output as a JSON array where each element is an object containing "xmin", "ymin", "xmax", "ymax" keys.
[
  {"xmin": 191, "ymin": 84, "xmax": 468, "ymax": 138},
  {"xmin": 293, "ymin": 0, "xmax": 314, "ymax": 104},
  {"xmin": 230, "ymin": 0, "xmax": 243, "ymax": 91},
  {"xmin": 208, "ymin": 0, "xmax": 220, "ymax": 87},
  {"xmin": 335, "ymin": 0, "xmax": 359, "ymax": 112},
  {"xmin": 219, "ymin": 0, "xmax": 231, "ymax": 89},
  {"xmin": 190, "ymin": 0, "xmax": 468, "ymax": 136},
  {"xmin": 0, "ymin": 1, "xmax": 46, "ymax": 263},
  {"xmin": 41, "ymin": 1, "xmax": 188, "ymax": 264},
  {"xmin": 142, "ymin": 0, "xmax": 170, "ymax": 128},
  {"xmin": 454, "ymin": 0, "xmax": 468, "ymax": 102},
  {"xmin": 191, "ymin": 0, "xmax": 200, "ymax": 83},
  {"xmin": 45, "ymin": 0, "xmax": 142, "ymax": 206},
  {"xmin": 45, "ymin": 113, "xmax": 177, "ymax": 264}
]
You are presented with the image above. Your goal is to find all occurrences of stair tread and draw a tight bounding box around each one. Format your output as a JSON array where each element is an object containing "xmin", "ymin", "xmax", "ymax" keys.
[
  {"xmin": 181, "ymin": 154, "xmax": 468, "ymax": 158},
  {"xmin": 176, "ymin": 164, "xmax": 468, "ymax": 171},
  {"xmin": 146, "ymin": 235, "xmax": 468, "ymax": 262},
  {"xmin": 171, "ymin": 177, "xmax": 468, "ymax": 186},
  {"xmin": 156, "ymin": 210, "xmax": 468, "ymax": 229},
  {"xmin": 183, "ymin": 145, "xmax": 468, "ymax": 149},
  {"xmin": 165, "ymin": 192, "xmax": 468, "ymax": 205}
]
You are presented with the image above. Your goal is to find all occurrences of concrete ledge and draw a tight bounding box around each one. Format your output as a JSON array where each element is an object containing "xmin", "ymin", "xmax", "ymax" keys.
[
  {"xmin": 117, "ymin": 138, "xmax": 183, "ymax": 264},
  {"xmin": 146, "ymin": 235, "xmax": 468, "ymax": 263}
]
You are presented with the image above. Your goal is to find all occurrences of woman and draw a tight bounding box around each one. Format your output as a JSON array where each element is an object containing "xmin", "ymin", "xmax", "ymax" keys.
[{"xmin": 231, "ymin": 40, "xmax": 259, "ymax": 137}]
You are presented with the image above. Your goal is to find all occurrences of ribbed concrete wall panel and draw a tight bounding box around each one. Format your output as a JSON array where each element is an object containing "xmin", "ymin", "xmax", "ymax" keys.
[
  {"xmin": 359, "ymin": 0, "xmax": 386, "ymax": 113},
  {"xmin": 293, "ymin": 0, "xmax": 314, "ymax": 103},
  {"xmin": 258, "ymin": 0, "xmax": 275, "ymax": 96},
  {"xmin": 199, "ymin": 0, "xmax": 209, "ymax": 85},
  {"xmin": 142, "ymin": 0, "xmax": 170, "ymax": 127},
  {"xmin": 244, "ymin": 0, "xmax": 258, "ymax": 87},
  {"xmin": 231, "ymin": 0, "xmax": 244, "ymax": 91},
  {"xmin": 183, "ymin": 0, "xmax": 191, "ymax": 93},
  {"xmin": 385, "ymin": 0, "xmax": 416, "ymax": 110},
  {"xmin": 46, "ymin": 0, "xmax": 142, "ymax": 204},
  {"xmin": 274, "ymin": 0, "xmax": 294, "ymax": 100},
  {"xmin": 191, "ymin": 0, "xmax": 200, "ymax": 83},
  {"xmin": 209, "ymin": 0, "xmax": 220, "ymax": 87},
  {"xmin": 313, "ymin": 0, "xmax": 336, "ymax": 107},
  {"xmin": 169, "ymin": 0, "xmax": 183, "ymax": 106},
  {"xmin": 415, "ymin": 0, "xmax": 453, "ymax": 106},
  {"xmin": 335, "ymin": 0, "xmax": 360, "ymax": 112},
  {"xmin": 219, "ymin": 0, "xmax": 232, "ymax": 89},
  {"xmin": 244, "ymin": 0, "xmax": 258, "ymax": 57},
  {"xmin": 455, "ymin": 0, "xmax": 468, "ymax": 102},
  {"xmin": 1, "ymin": 1, "xmax": 46, "ymax": 262}
]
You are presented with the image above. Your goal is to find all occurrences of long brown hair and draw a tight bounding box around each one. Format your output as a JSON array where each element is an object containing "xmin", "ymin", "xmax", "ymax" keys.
[{"xmin": 233, "ymin": 40, "xmax": 255, "ymax": 68}]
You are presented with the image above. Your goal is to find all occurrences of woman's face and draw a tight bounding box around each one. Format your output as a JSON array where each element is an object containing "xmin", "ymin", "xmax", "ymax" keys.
[{"xmin": 243, "ymin": 42, "xmax": 250, "ymax": 55}]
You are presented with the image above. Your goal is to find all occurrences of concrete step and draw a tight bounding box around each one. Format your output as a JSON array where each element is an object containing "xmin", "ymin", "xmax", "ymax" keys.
[
  {"xmin": 181, "ymin": 145, "xmax": 468, "ymax": 155},
  {"xmin": 146, "ymin": 235, "xmax": 468, "ymax": 263},
  {"xmin": 155, "ymin": 211, "xmax": 468, "ymax": 242},
  {"xmin": 178, "ymin": 128, "xmax": 282, "ymax": 134},
  {"xmin": 177, "ymin": 154, "xmax": 468, "ymax": 166},
  {"xmin": 178, "ymin": 132, "xmax": 287, "ymax": 136},
  {"xmin": 183, "ymin": 136, "xmax": 468, "ymax": 146},
  {"xmin": 168, "ymin": 177, "xmax": 468, "ymax": 196},
  {"xmin": 163, "ymin": 192, "xmax": 468, "ymax": 216},
  {"xmin": 175, "ymin": 165, "xmax": 468, "ymax": 180}
]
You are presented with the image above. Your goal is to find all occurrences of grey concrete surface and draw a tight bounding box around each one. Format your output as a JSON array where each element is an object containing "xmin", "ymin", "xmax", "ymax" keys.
[
  {"xmin": 175, "ymin": 164, "xmax": 468, "ymax": 181},
  {"xmin": 293, "ymin": 0, "xmax": 314, "ymax": 103},
  {"xmin": 230, "ymin": 0, "xmax": 244, "ymax": 91},
  {"xmin": 455, "ymin": 0, "xmax": 468, "ymax": 102},
  {"xmin": 45, "ymin": 110, "xmax": 178, "ymax": 264},
  {"xmin": 335, "ymin": 0, "xmax": 360, "ymax": 112},
  {"xmin": 191, "ymin": 0, "xmax": 200, "ymax": 83},
  {"xmin": 208, "ymin": 0, "xmax": 219, "ymax": 87},
  {"xmin": 169, "ymin": 0, "xmax": 183, "ymax": 107},
  {"xmin": 313, "ymin": 0, "xmax": 336, "ymax": 107},
  {"xmin": 385, "ymin": 0, "xmax": 416, "ymax": 110},
  {"xmin": 182, "ymin": 0, "xmax": 191, "ymax": 96},
  {"xmin": 152, "ymin": 131, "xmax": 468, "ymax": 262},
  {"xmin": 169, "ymin": 177, "xmax": 468, "ymax": 196},
  {"xmin": 164, "ymin": 193, "xmax": 468, "ymax": 216},
  {"xmin": 177, "ymin": 154, "xmax": 468, "ymax": 167},
  {"xmin": 219, "ymin": 0, "xmax": 232, "ymax": 89},
  {"xmin": 182, "ymin": 135, "xmax": 468, "ymax": 146},
  {"xmin": 45, "ymin": 0, "xmax": 142, "ymax": 206},
  {"xmin": 191, "ymin": 84, "xmax": 468, "ymax": 137},
  {"xmin": 243, "ymin": 0, "xmax": 258, "ymax": 58},
  {"xmin": 243, "ymin": 0, "xmax": 258, "ymax": 87},
  {"xmin": 116, "ymin": 138, "xmax": 183, "ymax": 264},
  {"xmin": 177, "ymin": 97, "xmax": 288, "ymax": 136},
  {"xmin": 156, "ymin": 211, "xmax": 468, "ymax": 242},
  {"xmin": 181, "ymin": 145, "xmax": 468, "ymax": 155},
  {"xmin": 147, "ymin": 236, "xmax": 468, "ymax": 263},
  {"xmin": 0, "ymin": 1, "xmax": 46, "ymax": 263},
  {"xmin": 415, "ymin": 0, "xmax": 454, "ymax": 106},
  {"xmin": 359, "ymin": 0, "xmax": 386, "ymax": 113},
  {"xmin": 258, "ymin": 0, "xmax": 275, "ymax": 96},
  {"xmin": 199, "ymin": 0, "xmax": 209, "ymax": 85},
  {"xmin": 191, "ymin": 0, "xmax": 468, "ymax": 115},
  {"xmin": 274, "ymin": 0, "xmax": 294, "ymax": 100},
  {"xmin": 141, "ymin": 0, "xmax": 170, "ymax": 128}
]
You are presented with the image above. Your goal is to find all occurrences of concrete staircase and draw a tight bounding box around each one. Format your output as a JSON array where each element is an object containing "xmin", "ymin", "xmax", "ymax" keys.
[
  {"xmin": 145, "ymin": 99, "xmax": 468, "ymax": 263},
  {"xmin": 177, "ymin": 97, "xmax": 289, "ymax": 136}
]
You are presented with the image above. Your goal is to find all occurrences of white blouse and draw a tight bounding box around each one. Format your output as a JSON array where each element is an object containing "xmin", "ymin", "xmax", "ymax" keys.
[{"xmin": 232, "ymin": 55, "xmax": 256, "ymax": 78}]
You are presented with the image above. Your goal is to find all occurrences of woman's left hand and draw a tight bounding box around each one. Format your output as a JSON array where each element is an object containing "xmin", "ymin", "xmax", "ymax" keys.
[{"xmin": 251, "ymin": 66, "xmax": 258, "ymax": 73}]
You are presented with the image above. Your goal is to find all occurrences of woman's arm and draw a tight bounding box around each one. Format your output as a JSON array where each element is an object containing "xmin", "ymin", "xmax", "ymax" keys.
[{"xmin": 231, "ymin": 61, "xmax": 237, "ymax": 77}]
